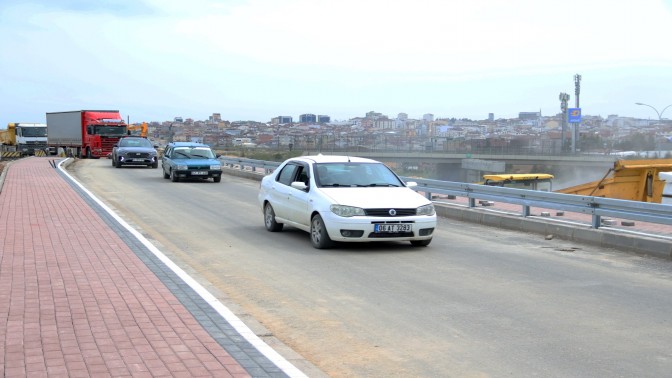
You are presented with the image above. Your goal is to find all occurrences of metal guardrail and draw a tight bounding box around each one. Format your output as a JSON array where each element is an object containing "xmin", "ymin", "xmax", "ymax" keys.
[
  {"xmin": 218, "ymin": 156, "xmax": 672, "ymax": 230},
  {"xmin": 403, "ymin": 177, "xmax": 672, "ymax": 229},
  {"xmin": 219, "ymin": 157, "xmax": 280, "ymax": 174}
]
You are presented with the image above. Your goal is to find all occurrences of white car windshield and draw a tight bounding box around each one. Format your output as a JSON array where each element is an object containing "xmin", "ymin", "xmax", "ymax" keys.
[{"xmin": 315, "ymin": 163, "xmax": 402, "ymax": 187}]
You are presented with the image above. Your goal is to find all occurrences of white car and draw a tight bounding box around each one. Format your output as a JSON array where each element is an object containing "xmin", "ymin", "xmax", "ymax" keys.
[{"xmin": 257, "ymin": 155, "xmax": 436, "ymax": 249}]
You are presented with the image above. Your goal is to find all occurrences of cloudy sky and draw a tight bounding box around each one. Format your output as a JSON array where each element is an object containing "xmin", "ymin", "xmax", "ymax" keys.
[{"xmin": 1, "ymin": 0, "xmax": 672, "ymax": 126}]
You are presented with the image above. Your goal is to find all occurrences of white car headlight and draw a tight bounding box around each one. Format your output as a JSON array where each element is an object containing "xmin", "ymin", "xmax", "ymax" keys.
[
  {"xmin": 210, "ymin": 164, "xmax": 221, "ymax": 170},
  {"xmin": 177, "ymin": 164, "xmax": 188, "ymax": 170},
  {"xmin": 417, "ymin": 204, "xmax": 435, "ymax": 216},
  {"xmin": 330, "ymin": 205, "xmax": 366, "ymax": 217}
]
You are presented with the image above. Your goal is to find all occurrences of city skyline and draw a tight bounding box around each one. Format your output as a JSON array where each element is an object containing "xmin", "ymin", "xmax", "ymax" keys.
[{"xmin": 1, "ymin": 0, "xmax": 671, "ymax": 127}]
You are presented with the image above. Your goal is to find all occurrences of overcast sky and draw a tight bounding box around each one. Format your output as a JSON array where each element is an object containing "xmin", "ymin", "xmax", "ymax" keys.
[{"xmin": 1, "ymin": 0, "xmax": 672, "ymax": 126}]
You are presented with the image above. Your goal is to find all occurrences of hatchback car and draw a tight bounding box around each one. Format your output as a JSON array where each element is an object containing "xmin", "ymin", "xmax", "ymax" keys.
[
  {"xmin": 161, "ymin": 142, "xmax": 223, "ymax": 182},
  {"xmin": 111, "ymin": 136, "xmax": 159, "ymax": 168},
  {"xmin": 258, "ymin": 155, "xmax": 436, "ymax": 249}
]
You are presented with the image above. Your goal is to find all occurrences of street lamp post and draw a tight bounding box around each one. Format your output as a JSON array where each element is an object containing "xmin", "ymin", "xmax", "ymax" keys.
[{"xmin": 635, "ymin": 102, "xmax": 672, "ymax": 122}]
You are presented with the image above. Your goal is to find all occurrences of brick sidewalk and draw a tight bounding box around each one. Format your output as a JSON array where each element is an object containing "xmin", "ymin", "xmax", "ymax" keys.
[{"xmin": 0, "ymin": 157, "xmax": 301, "ymax": 377}]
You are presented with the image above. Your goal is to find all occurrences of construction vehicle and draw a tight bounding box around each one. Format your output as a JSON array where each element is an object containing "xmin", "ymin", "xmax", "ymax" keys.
[
  {"xmin": 127, "ymin": 122, "xmax": 148, "ymax": 137},
  {"xmin": 46, "ymin": 110, "xmax": 127, "ymax": 158},
  {"xmin": 482, "ymin": 173, "xmax": 554, "ymax": 192},
  {"xmin": 478, "ymin": 159, "xmax": 672, "ymax": 203},
  {"xmin": 555, "ymin": 159, "xmax": 672, "ymax": 203},
  {"xmin": 0, "ymin": 123, "xmax": 48, "ymax": 156},
  {"xmin": 660, "ymin": 171, "xmax": 672, "ymax": 205}
]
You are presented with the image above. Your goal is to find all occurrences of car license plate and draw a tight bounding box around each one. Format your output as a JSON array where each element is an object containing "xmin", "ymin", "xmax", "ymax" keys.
[
  {"xmin": 374, "ymin": 224, "xmax": 411, "ymax": 233},
  {"xmin": 132, "ymin": 158, "xmax": 145, "ymax": 162},
  {"xmin": 191, "ymin": 171, "xmax": 207, "ymax": 175}
]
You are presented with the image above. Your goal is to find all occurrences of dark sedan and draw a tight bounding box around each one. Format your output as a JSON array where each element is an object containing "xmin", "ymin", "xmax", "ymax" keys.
[{"xmin": 111, "ymin": 137, "xmax": 159, "ymax": 168}]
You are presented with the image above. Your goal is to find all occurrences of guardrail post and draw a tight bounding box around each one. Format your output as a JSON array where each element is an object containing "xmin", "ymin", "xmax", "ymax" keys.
[
  {"xmin": 522, "ymin": 205, "xmax": 530, "ymax": 217},
  {"xmin": 592, "ymin": 214, "xmax": 601, "ymax": 229}
]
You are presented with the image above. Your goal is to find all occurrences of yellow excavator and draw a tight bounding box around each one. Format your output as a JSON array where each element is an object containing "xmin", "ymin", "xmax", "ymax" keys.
[
  {"xmin": 127, "ymin": 122, "xmax": 148, "ymax": 137},
  {"xmin": 556, "ymin": 159, "xmax": 672, "ymax": 203}
]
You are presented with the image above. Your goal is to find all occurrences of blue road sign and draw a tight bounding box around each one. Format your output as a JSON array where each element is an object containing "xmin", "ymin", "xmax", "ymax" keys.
[{"xmin": 568, "ymin": 108, "xmax": 581, "ymax": 123}]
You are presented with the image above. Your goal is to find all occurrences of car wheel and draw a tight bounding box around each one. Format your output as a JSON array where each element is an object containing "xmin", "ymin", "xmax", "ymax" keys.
[
  {"xmin": 163, "ymin": 167, "xmax": 169, "ymax": 179},
  {"xmin": 213, "ymin": 176, "xmax": 221, "ymax": 183},
  {"xmin": 111, "ymin": 157, "xmax": 115, "ymax": 166},
  {"xmin": 264, "ymin": 203, "xmax": 283, "ymax": 232},
  {"xmin": 410, "ymin": 239, "xmax": 432, "ymax": 247},
  {"xmin": 115, "ymin": 159, "xmax": 122, "ymax": 168},
  {"xmin": 310, "ymin": 214, "xmax": 333, "ymax": 249},
  {"xmin": 86, "ymin": 148, "xmax": 92, "ymax": 159},
  {"xmin": 170, "ymin": 169, "xmax": 179, "ymax": 182}
]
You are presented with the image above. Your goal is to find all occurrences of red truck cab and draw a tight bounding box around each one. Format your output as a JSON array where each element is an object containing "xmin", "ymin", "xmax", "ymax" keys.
[{"xmin": 47, "ymin": 110, "xmax": 128, "ymax": 158}]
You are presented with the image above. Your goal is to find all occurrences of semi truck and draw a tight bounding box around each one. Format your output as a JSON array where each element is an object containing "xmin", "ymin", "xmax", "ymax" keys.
[
  {"xmin": 46, "ymin": 110, "xmax": 127, "ymax": 158},
  {"xmin": 0, "ymin": 123, "xmax": 48, "ymax": 156}
]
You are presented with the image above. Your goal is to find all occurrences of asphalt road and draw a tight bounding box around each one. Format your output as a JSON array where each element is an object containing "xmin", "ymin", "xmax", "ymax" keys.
[{"xmin": 68, "ymin": 158, "xmax": 672, "ymax": 377}]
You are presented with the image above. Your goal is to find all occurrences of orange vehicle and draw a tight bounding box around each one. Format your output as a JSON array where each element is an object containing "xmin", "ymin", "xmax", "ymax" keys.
[
  {"xmin": 556, "ymin": 159, "xmax": 672, "ymax": 203},
  {"xmin": 127, "ymin": 122, "xmax": 148, "ymax": 137}
]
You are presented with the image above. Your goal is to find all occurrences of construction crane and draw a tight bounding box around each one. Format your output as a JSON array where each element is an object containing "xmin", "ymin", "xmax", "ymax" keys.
[{"xmin": 127, "ymin": 122, "xmax": 148, "ymax": 137}]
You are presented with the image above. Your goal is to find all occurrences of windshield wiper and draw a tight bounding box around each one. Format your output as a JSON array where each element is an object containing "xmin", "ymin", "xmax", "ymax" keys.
[{"xmin": 367, "ymin": 183, "xmax": 399, "ymax": 187}]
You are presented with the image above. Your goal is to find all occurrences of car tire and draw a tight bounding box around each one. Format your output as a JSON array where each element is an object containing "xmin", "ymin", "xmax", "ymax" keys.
[
  {"xmin": 264, "ymin": 203, "xmax": 283, "ymax": 232},
  {"xmin": 213, "ymin": 176, "xmax": 221, "ymax": 183},
  {"xmin": 310, "ymin": 214, "xmax": 333, "ymax": 249},
  {"xmin": 115, "ymin": 159, "xmax": 122, "ymax": 168},
  {"xmin": 170, "ymin": 169, "xmax": 179, "ymax": 182},
  {"xmin": 111, "ymin": 157, "xmax": 116, "ymax": 166},
  {"xmin": 410, "ymin": 239, "xmax": 432, "ymax": 247},
  {"xmin": 151, "ymin": 162, "xmax": 158, "ymax": 169},
  {"xmin": 163, "ymin": 168, "xmax": 169, "ymax": 179}
]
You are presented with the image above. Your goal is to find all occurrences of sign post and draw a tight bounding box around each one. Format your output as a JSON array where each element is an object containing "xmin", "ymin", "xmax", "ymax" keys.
[{"xmin": 568, "ymin": 108, "xmax": 581, "ymax": 153}]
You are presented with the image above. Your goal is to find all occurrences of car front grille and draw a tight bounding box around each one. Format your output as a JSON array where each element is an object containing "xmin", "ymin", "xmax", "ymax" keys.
[
  {"xmin": 127, "ymin": 152, "xmax": 151, "ymax": 158},
  {"xmin": 188, "ymin": 165, "xmax": 211, "ymax": 170},
  {"xmin": 364, "ymin": 208, "xmax": 416, "ymax": 217}
]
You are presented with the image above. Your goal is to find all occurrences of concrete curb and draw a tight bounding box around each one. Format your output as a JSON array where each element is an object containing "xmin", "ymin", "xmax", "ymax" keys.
[
  {"xmin": 435, "ymin": 205, "xmax": 672, "ymax": 260},
  {"xmin": 0, "ymin": 158, "xmax": 17, "ymax": 194}
]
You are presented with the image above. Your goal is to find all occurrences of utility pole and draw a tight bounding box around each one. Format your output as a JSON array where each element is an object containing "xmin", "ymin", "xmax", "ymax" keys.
[
  {"xmin": 573, "ymin": 74, "xmax": 581, "ymax": 153},
  {"xmin": 559, "ymin": 92, "xmax": 570, "ymax": 152}
]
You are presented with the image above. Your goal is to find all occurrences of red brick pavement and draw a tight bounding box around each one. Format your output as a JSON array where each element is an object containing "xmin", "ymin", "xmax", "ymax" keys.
[{"xmin": 0, "ymin": 158, "xmax": 251, "ymax": 377}]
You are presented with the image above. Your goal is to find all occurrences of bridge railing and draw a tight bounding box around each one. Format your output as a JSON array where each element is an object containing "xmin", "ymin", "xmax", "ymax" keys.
[
  {"xmin": 219, "ymin": 156, "xmax": 280, "ymax": 174},
  {"xmin": 403, "ymin": 177, "xmax": 672, "ymax": 229},
  {"xmin": 218, "ymin": 156, "xmax": 672, "ymax": 230}
]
